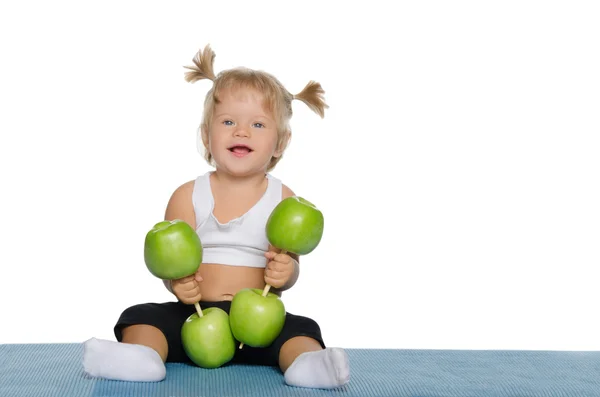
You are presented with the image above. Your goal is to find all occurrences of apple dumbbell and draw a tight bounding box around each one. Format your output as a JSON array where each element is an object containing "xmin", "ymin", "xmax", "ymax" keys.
[
  {"xmin": 144, "ymin": 220, "xmax": 236, "ymax": 368},
  {"xmin": 234, "ymin": 196, "xmax": 325, "ymax": 349}
]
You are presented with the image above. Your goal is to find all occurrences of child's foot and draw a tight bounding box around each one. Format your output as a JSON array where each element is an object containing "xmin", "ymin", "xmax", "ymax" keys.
[
  {"xmin": 284, "ymin": 347, "xmax": 350, "ymax": 389},
  {"xmin": 82, "ymin": 337, "xmax": 166, "ymax": 382}
]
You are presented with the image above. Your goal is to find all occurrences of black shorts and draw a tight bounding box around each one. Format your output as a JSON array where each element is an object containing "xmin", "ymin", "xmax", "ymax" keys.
[{"xmin": 114, "ymin": 300, "xmax": 326, "ymax": 367}]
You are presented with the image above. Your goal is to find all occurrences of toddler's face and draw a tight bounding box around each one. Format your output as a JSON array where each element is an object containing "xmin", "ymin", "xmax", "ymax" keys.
[{"xmin": 208, "ymin": 87, "xmax": 281, "ymax": 176}]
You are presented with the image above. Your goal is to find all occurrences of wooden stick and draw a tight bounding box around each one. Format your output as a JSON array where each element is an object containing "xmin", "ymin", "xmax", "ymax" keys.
[
  {"xmin": 240, "ymin": 249, "xmax": 287, "ymax": 349},
  {"xmin": 261, "ymin": 283, "xmax": 272, "ymax": 297},
  {"xmin": 194, "ymin": 301, "xmax": 203, "ymax": 317}
]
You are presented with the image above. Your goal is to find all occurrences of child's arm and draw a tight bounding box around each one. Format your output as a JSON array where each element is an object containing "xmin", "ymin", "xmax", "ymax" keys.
[{"xmin": 161, "ymin": 180, "xmax": 197, "ymax": 294}]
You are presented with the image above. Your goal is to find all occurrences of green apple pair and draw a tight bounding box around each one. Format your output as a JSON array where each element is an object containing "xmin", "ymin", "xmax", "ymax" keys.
[
  {"xmin": 179, "ymin": 287, "xmax": 287, "ymax": 368},
  {"xmin": 144, "ymin": 196, "xmax": 325, "ymax": 369}
]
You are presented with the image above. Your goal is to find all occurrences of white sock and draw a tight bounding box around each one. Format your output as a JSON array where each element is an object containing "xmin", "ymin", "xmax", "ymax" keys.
[
  {"xmin": 82, "ymin": 337, "xmax": 166, "ymax": 382},
  {"xmin": 284, "ymin": 347, "xmax": 350, "ymax": 389}
]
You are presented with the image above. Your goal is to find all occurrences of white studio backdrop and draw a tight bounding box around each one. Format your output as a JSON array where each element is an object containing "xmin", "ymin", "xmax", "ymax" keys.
[{"xmin": 1, "ymin": 1, "xmax": 599, "ymax": 351}]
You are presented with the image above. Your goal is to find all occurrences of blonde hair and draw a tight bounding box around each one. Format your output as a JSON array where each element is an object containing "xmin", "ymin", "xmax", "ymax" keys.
[{"xmin": 184, "ymin": 44, "xmax": 328, "ymax": 171}]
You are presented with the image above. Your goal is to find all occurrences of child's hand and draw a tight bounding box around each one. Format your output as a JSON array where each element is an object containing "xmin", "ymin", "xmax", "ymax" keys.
[
  {"xmin": 171, "ymin": 271, "xmax": 203, "ymax": 304},
  {"xmin": 264, "ymin": 245, "xmax": 296, "ymax": 289}
]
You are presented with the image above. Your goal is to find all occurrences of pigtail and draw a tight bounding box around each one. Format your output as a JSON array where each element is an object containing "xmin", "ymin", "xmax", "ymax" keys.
[
  {"xmin": 184, "ymin": 44, "xmax": 217, "ymax": 83},
  {"xmin": 293, "ymin": 80, "xmax": 329, "ymax": 118}
]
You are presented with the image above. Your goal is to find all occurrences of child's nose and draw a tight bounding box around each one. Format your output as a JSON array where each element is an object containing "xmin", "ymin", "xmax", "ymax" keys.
[{"xmin": 234, "ymin": 126, "xmax": 249, "ymax": 137}]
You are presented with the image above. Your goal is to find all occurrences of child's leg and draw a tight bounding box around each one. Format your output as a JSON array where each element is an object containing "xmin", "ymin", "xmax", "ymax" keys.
[
  {"xmin": 278, "ymin": 335, "xmax": 322, "ymax": 372},
  {"xmin": 121, "ymin": 324, "xmax": 169, "ymax": 362}
]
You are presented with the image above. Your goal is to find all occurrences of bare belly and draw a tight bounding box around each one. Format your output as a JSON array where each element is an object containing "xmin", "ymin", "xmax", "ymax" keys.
[{"xmin": 197, "ymin": 263, "xmax": 268, "ymax": 302}]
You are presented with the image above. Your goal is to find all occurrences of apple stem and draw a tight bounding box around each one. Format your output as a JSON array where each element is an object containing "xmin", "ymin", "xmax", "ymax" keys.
[{"xmin": 194, "ymin": 301, "xmax": 203, "ymax": 317}]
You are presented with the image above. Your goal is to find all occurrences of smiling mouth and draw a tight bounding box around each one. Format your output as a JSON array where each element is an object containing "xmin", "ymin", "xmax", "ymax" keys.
[{"xmin": 228, "ymin": 145, "xmax": 253, "ymax": 155}]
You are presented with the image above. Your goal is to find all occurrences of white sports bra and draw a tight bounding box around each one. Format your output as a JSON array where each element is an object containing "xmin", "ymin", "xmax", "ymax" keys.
[{"xmin": 192, "ymin": 171, "xmax": 283, "ymax": 268}]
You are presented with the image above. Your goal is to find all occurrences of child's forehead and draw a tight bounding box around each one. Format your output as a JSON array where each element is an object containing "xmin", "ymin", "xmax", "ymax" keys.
[
  {"xmin": 214, "ymin": 85, "xmax": 275, "ymax": 116},
  {"xmin": 217, "ymin": 86, "xmax": 264, "ymax": 102}
]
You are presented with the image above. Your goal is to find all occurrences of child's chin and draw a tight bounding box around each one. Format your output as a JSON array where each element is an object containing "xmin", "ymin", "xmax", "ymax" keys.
[{"xmin": 216, "ymin": 164, "xmax": 265, "ymax": 177}]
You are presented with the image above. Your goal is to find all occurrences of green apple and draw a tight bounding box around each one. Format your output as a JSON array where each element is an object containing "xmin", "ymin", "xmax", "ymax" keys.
[
  {"xmin": 144, "ymin": 219, "xmax": 203, "ymax": 280},
  {"xmin": 266, "ymin": 196, "xmax": 324, "ymax": 255},
  {"xmin": 229, "ymin": 288, "xmax": 286, "ymax": 348},
  {"xmin": 181, "ymin": 307, "xmax": 236, "ymax": 369}
]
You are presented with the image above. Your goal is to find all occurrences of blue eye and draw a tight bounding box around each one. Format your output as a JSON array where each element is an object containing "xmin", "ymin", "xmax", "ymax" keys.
[
  {"xmin": 253, "ymin": 123, "xmax": 264, "ymax": 128},
  {"xmin": 223, "ymin": 120, "xmax": 234, "ymax": 126}
]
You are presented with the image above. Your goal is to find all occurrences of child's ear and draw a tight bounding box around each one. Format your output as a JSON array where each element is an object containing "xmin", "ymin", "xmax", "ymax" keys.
[{"xmin": 274, "ymin": 131, "xmax": 291, "ymax": 158}]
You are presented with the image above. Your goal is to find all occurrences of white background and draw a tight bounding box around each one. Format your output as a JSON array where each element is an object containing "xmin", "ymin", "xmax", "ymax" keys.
[{"xmin": 1, "ymin": 1, "xmax": 599, "ymax": 351}]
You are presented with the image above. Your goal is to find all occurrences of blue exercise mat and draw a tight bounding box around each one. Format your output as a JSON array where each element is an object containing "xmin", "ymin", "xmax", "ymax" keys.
[{"xmin": 1, "ymin": 343, "xmax": 599, "ymax": 396}]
